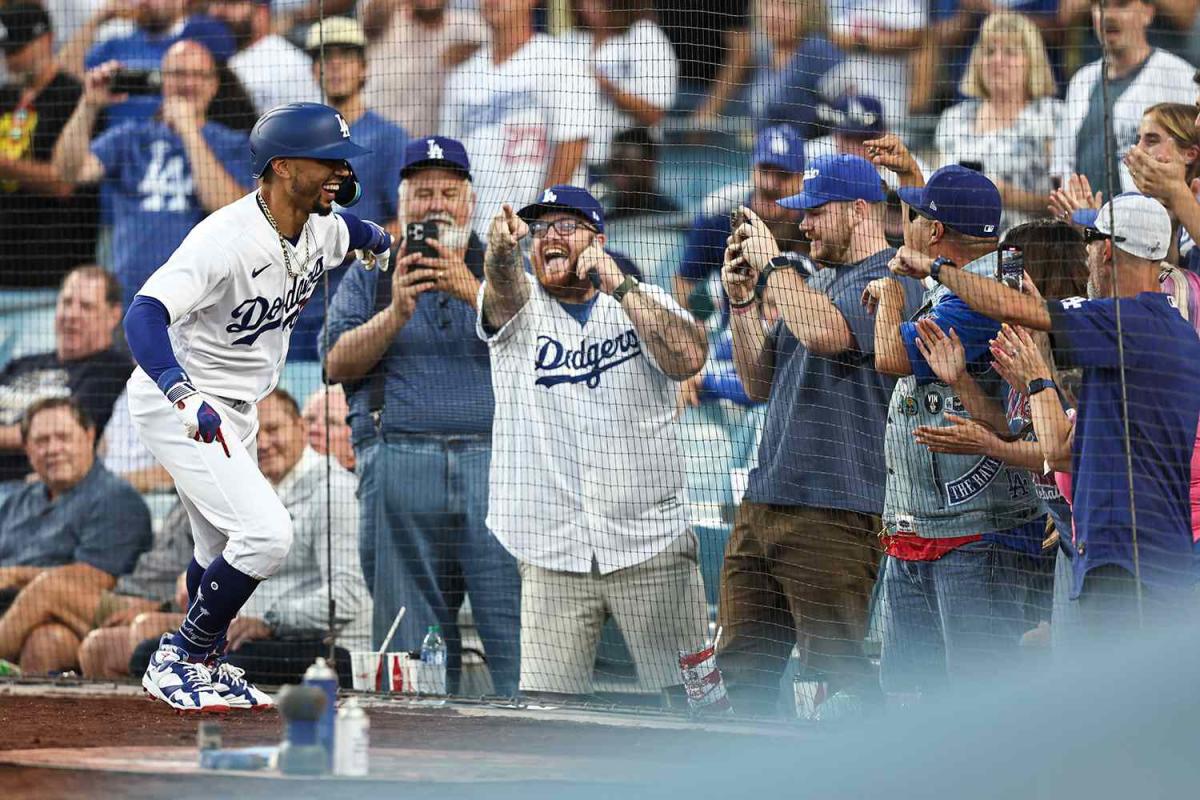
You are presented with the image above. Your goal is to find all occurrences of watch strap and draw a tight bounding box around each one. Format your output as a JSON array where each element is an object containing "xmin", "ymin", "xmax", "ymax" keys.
[
  {"xmin": 611, "ymin": 274, "xmax": 639, "ymax": 304},
  {"xmin": 930, "ymin": 256, "xmax": 956, "ymax": 283},
  {"xmin": 1027, "ymin": 378, "xmax": 1055, "ymax": 396}
]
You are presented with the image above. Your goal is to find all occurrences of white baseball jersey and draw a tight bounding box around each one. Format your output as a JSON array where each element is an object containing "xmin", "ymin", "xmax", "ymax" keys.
[
  {"xmin": 441, "ymin": 34, "xmax": 597, "ymax": 235},
  {"xmin": 135, "ymin": 191, "xmax": 352, "ymax": 403},
  {"xmin": 477, "ymin": 273, "xmax": 691, "ymax": 574}
]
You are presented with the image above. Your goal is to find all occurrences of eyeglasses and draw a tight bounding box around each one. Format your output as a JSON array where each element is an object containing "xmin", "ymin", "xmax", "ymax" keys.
[
  {"xmin": 529, "ymin": 219, "xmax": 594, "ymax": 238},
  {"xmin": 1082, "ymin": 228, "xmax": 1127, "ymax": 244}
]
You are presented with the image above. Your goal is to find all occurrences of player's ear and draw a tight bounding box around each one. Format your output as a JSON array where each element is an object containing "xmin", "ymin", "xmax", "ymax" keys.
[{"xmin": 271, "ymin": 158, "xmax": 291, "ymax": 181}]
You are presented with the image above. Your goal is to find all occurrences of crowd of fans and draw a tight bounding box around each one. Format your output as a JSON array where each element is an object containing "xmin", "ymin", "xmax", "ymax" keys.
[{"xmin": 0, "ymin": 0, "xmax": 1198, "ymax": 712}]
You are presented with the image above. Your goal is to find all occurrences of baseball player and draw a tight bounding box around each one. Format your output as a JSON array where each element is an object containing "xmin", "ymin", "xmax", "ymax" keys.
[{"xmin": 123, "ymin": 102, "xmax": 393, "ymax": 712}]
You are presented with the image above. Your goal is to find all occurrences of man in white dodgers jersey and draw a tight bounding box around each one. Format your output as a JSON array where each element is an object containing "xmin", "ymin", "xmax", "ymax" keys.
[
  {"xmin": 122, "ymin": 102, "xmax": 394, "ymax": 712},
  {"xmin": 478, "ymin": 185, "xmax": 710, "ymax": 696}
]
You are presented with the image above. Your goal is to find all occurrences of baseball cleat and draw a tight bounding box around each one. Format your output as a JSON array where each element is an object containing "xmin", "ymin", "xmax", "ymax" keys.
[
  {"xmin": 209, "ymin": 659, "xmax": 274, "ymax": 711},
  {"xmin": 142, "ymin": 635, "xmax": 230, "ymax": 713}
]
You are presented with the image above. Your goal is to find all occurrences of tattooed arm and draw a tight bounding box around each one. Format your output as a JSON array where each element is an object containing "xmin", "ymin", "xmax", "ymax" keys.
[
  {"xmin": 481, "ymin": 204, "xmax": 533, "ymax": 331},
  {"xmin": 579, "ymin": 242, "xmax": 708, "ymax": 381}
]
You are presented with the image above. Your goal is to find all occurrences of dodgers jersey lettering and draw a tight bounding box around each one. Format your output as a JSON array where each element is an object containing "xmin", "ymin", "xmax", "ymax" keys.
[
  {"xmin": 134, "ymin": 191, "xmax": 352, "ymax": 403},
  {"xmin": 477, "ymin": 273, "xmax": 690, "ymax": 574}
]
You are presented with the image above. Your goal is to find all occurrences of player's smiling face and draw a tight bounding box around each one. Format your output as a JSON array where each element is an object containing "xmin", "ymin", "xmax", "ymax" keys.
[
  {"xmin": 288, "ymin": 157, "xmax": 351, "ymax": 216},
  {"xmin": 531, "ymin": 211, "xmax": 598, "ymax": 297}
]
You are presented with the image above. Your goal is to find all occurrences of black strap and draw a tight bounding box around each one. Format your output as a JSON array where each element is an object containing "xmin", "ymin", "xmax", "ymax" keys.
[{"xmin": 366, "ymin": 268, "xmax": 392, "ymax": 426}]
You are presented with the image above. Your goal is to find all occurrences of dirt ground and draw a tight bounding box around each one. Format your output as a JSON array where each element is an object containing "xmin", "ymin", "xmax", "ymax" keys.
[{"xmin": 0, "ymin": 692, "xmax": 776, "ymax": 799}]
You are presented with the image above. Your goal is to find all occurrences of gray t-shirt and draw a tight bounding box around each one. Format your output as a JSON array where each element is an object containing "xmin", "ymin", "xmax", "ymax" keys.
[
  {"xmin": 745, "ymin": 249, "xmax": 918, "ymax": 513},
  {"xmin": 1074, "ymin": 58, "xmax": 1146, "ymax": 195},
  {"xmin": 114, "ymin": 499, "xmax": 192, "ymax": 603}
]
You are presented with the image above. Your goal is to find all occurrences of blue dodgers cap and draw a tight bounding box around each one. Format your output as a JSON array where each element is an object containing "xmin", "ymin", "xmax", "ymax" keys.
[
  {"xmin": 897, "ymin": 164, "xmax": 1001, "ymax": 238},
  {"xmin": 517, "ymin": 185, "xmax": 605, "ymax": 233},
  {"xmin": 401, "ymin": 136, "xmax": 472, "ymax": 181},
  {"xmin": 778, "ymin": 154, "xmax": 885, "ymax": 209},
  {"xmin": 817, "ymin": 93, "xmax": 887, "ymax": 139},
  {"xmin": 753, "ymin": 125, "xmax": 806, "ymax": 173}
]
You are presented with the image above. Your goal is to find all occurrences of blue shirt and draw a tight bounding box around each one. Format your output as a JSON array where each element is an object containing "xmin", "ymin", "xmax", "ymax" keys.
[
  {"xmin": 900, "ymin": 295, "xmax": 1001, "ymax": 386},
  {"xmin": 748, "ymin": 35, "xmax": 842, "ymax": 138},
  {"xmin": 321, "ymin": 233, "xmax": 494, "ymax": 443},
  {"xmin": 290, "ymin": 111, "xmax": 409, "ymax": 360},
  {"xmin": 84, "ymin": 15, "xmax": 236, "ymax": 127},
  {"xmin": 1049, "ymin": 292, "xmax": 1200, "ymax": 596},
  {"xmin": 91, "ymin": 119, "xmax": 252, "ymax": 307},
  {"xmin": 0, "ymin": 462, "xmax": 152, "ymax": 576},
  {"xmin": 745, "ymin": 249, "xmax": 914, "ymax": 513}
]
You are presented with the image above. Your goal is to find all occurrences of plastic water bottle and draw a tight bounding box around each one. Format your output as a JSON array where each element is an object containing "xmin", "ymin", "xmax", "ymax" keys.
[
  {"xmin": 302, "ymin": 657, "xmax": 338, "ymax": 769},
  {"xmin": 333, "ymin": 697, "xmax": 370, "ymax": 776},
  {"xmin": 419, "ymin": 625, "xmax": 447, "ymax": 694}
]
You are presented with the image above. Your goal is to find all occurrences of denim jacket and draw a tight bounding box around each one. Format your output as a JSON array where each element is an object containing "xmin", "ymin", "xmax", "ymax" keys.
[{"xmin": 882, "ymin": 264, "xmax": 1044, "ymax": 538}]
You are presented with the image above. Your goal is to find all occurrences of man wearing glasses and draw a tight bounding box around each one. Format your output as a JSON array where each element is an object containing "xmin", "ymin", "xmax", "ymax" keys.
[
  {"xmin": 478, "ymin": 184, "xmax": 710, "ymax": 699},
  {"xmin": 861, "ymin": 165, "xmax": 1045, "ymax": 697}
]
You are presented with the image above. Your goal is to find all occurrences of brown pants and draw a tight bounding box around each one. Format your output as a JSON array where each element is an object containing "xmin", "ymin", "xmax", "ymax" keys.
[{"xmin": 716, "ymin": 502, "xmax": 882, "ymax": 713}]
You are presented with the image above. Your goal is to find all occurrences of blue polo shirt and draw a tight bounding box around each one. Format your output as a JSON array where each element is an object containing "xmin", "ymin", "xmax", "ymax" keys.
[
  {"xmin": 1049, "ymin": 292, "xmax": 1200, "ymax": 597},
  {"xmin": 745, "ymin": 249, "xmax": 915, "ymax": 513},
  {"xmin": 321, "ymin": 233, "xmax": 494, "ymax": 444},
  {"xmin": 91, "ymin": 119, "xmax": 252, "ymax": 307},
  {"xmin": 0, "ymin": 462, "xmax": 152, "ymax": 577}
]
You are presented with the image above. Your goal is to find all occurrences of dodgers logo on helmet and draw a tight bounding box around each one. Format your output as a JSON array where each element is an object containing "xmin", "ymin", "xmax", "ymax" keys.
[{"xmin": 249, "ymin": 102, "xmax": 373, "ymax": 177}]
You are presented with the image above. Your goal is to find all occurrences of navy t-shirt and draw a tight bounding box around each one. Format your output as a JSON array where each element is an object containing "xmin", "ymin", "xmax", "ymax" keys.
[
  {"xmin": 745, "ymin": 249, "xmax": 908, "ymax": 513},
  {"xmin": 1049, "ymin": 292, "xmax": 1200, "ymax": 596}
]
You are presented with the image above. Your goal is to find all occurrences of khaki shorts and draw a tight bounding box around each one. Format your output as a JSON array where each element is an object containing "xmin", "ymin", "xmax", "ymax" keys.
[
  {"xmin": 92, "ymin": 591, "xmax": 162, "ymax": 628},
  {"xmin": 518, "ymin": 530, "xmax": 709, "ymax": 694}
]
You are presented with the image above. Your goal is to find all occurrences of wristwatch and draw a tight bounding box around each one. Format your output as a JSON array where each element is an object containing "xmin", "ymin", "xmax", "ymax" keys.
[
  {"xmin": 1027, "ymin": 378, "xmax": 1056, "ymax": 396},
  {"xmin": 759, "ymin": 253, "xmax": 815, "ymax": 290},
  {"xmin": 611, "ymin": 274, "xmax": 640, "ymax": 303},
  {"xmin": 930, "ymin": 256, "xmax": 956, "ymax": 283}
]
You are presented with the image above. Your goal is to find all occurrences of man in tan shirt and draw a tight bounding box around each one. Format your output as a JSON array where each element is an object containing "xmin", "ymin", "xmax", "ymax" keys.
[{"xmin": 360, "ymin": 0, "xmax": 487, "ymax": 137}]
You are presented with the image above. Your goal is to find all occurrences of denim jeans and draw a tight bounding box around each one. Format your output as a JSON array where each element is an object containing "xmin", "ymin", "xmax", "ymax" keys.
[
  {"xmin": 879, "ymin": 540, "xmax": 1028, "ymax": 694},
  {"xmin": 356, "ymin": 435, "xmax": 521, "ymax": 696}
]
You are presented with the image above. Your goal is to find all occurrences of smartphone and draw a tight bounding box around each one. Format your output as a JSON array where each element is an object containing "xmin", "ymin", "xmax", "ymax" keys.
[
  {"xmin": 958, "ymin": 160, "xmax": 984, "ymax": 173},
  {"xmin": 405, "ymin": 220, "xmax": 440, "ymax": 260},
  {"xmin": 999, "ymin": 245, "xmax": 1024, "ymax": 292},
  {"xmin": 729, "ymin": 208, "xmax": 752, "ymax": 276},
  {"xmin": 110, "ymin": 68, "xmax": 162, "ymax": 96}
]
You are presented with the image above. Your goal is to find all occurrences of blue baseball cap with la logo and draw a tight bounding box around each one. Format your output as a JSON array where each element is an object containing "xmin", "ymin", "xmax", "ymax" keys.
[
  {"xmin": 401, "ymin": 135, "xmax": 472, "ymax": 181},
  {"xmin": 897, "ymin": 164, "xmax": 1001, "ymax": 239},
  {"xmin": 517, "ymin": 185, "xmax": 605, "ymax": 233},
  {"xmin": 753, "ymin": 125, "xmax": 806, "ymax": 173},
  {"xmin": 778, "ymin": 154, "xmax": 885, "ymax": 209}
]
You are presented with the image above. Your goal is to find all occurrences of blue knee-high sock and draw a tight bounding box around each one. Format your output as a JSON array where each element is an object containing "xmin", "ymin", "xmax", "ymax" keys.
[
  {"xmin": 185, "ymin": 558, "xmax": 206, "ymax": 608},
  {"xmin": 170, "ymin": 556, "xmax": 259, "ymax": 658}
]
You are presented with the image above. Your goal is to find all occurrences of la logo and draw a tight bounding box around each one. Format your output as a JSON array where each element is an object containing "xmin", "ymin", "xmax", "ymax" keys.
[
  {"xmin": 543, "ymin": 188, "xmax": 557, "ymax": 203},
  {"xmin": 336, "ymin": 114, "xmax": 350, "ymax": 139},
  {"xmin": 426, "ymin": 139, "xmax": 444, "ymax": 160}
]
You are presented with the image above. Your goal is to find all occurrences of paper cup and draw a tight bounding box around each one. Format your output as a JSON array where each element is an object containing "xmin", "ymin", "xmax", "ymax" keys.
[{"xmin": 350, "ymin": 651, "xmax": 381, "ymax": 692}]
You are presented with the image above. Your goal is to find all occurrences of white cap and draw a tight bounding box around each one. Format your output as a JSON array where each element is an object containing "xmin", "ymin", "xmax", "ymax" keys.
[{"xmin": 1071, "ymin": 193, "xmax": 1172, "ymax": 262}]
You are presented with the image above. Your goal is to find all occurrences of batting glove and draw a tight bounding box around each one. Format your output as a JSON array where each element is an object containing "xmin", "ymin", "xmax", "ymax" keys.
[
  {"xmin": 360, "ymin": 220, "xmax": 393, "ymax": 273},
  {"xmin": 157, "ymin": 368, "xmax": 230, "ymax": 457}
]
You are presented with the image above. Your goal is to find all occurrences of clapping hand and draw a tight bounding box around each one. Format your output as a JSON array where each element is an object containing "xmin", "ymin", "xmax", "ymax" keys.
[
  {"xmin": 989, "ymin": 323, "xmax": 1052, "ymax": 391},
  {"xmin": 1048, "ymin": 174, "xmax": 1102, "ymax": 221},
  {"xmin": 913, "ymin": 318, "xmax": 966, "ymax": 385},
  {"xmin": 913, "ymin": 414, "xmax": 999, "ymax": 456}
]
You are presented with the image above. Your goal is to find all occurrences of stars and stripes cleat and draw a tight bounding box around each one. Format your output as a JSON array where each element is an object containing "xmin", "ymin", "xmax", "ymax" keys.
[
  {"xmin": 209, "ymin": 659, "xmax": 274, "ymax": 711},
  {"xmin": 141, "ymin": 635, "xmax": 229, "ymax": 714}
]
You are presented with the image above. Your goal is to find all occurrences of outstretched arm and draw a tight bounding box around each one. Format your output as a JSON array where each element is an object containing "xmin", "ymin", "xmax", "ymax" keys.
[{"xmin": 481, "ymin": 204, "xmax": 533, "ymax": 331}]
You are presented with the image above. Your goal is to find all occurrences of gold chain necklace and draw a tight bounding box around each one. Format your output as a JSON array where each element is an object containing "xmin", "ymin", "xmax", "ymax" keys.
[{"xmin": 256, "ymin": 190, "xmax": 313, "ymax": 278}]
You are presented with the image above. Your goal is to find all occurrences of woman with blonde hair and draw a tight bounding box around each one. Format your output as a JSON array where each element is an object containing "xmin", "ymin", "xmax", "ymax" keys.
[
  {"xmin": 1128, "ymin": 102, "xmax": 1200, "ymax": 272},
  {"xmin": 935, "ymin": 12, "xmax": 1062, "ymax": 234}
]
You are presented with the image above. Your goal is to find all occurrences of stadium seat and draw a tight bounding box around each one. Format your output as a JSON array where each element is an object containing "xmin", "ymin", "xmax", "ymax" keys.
[{"xmin": 0, "ymin": 289, "xmax": 57, "ymax": 370}]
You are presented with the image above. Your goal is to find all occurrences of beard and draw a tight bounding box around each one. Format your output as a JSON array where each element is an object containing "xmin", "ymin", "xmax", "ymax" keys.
[{"xmin": 535, "ymin": 251, "xmax": 591, "ymax": 299}]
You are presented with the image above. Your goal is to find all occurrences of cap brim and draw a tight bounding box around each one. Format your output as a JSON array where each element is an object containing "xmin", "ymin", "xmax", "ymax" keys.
[
  {"xmin": 400, "ymin": 159, "xmax": 472, "ymax": 181},
  {"xmin": 895, "ymin": 186, "xmax": 928, "ymax": 211},
  {"xmin": 1071, "ymin": 209, "xmax": 1100, "ymax": 230},
  {"xmin": 778, "ymin": 191, "xmax": 829, "ymax": 210},
  {"xmin": 516, "ymin": 202, "xmax": 602, "ymax": 230}
]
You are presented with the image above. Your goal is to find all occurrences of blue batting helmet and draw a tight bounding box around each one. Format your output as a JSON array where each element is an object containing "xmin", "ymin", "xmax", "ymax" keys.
[{"xmin": 249, "ymin": 102, "xmax": 372, "ymax": 178}]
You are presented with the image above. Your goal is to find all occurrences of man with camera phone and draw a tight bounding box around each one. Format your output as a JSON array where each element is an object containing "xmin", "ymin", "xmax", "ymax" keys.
[
  {"xmin": 322, "ymin": 136, "xmax": 521, "ymax": 697},
  {"xmin": 53, "ymin": 39, "xmax": 251, "ymax": 307}
]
